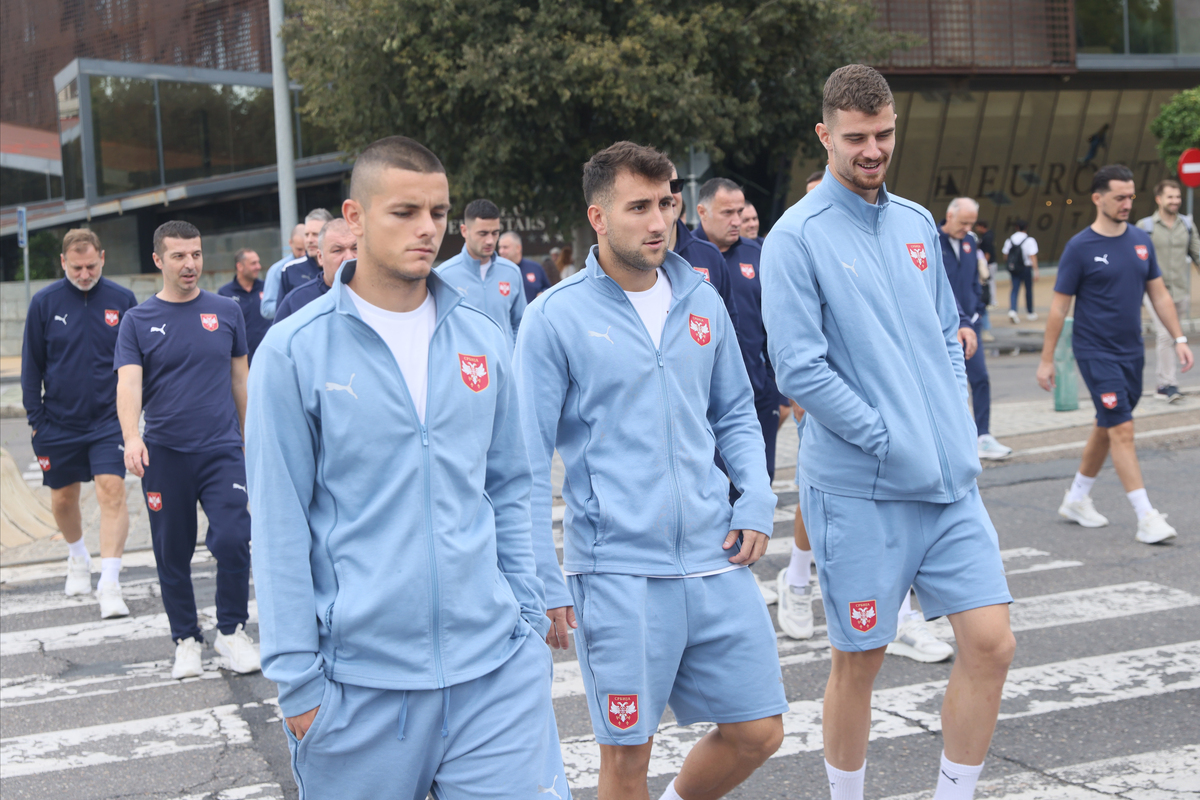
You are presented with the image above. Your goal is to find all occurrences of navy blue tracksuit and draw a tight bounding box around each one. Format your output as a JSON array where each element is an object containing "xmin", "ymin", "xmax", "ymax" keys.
[
  {"xmin": 675, "ymin": 219, "xmax": 739, "ymax": 331},
  {"xmin": 114, "ymin": 291, "xmax": 251, "ymax": 642},
  {"xmin": 218, "ymin": 277, "xmax": 269, "ymax": 362},
  {"xmin": 272, "ymin": 273, "xmax": 330, "ymax": 323},
  {"xmin": 22, "ymin": 277, "xmax": 137, "ymax": 488},
  {"xmin": 940, "ymin": 229, "xmax": 991, "ymax": 437},
  {"xmin": 518, "ymin": 257, "xmax": 552, "ymax": 302},
  {"xmin": 278, "ymin": 254, "xmax": 321, "ymax": 300}
]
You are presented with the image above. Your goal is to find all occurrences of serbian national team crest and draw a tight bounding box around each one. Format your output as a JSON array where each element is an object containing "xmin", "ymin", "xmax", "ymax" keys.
[
  {"xmin": 1101, "ymin": 392, "xmax": 1118, "ymax": 409},
  {"xmin": 740, "ymin": 262, "xmax": 756, "ymax": 279},
  {"xmin": 526, "ymin": 272, "xmax": 537, "ymax": 283},
  {"xmin": 688, "ymin": 314, "xmax": 711, "ymax": 346},
  {"xmin": 849, "ymin": 600, "xmax": 877, "ymax": 632},
  {"xmin": 694, "ymin": 267, "xmax": 710, "ymax": 282},
  {"xmin": 147, "ymin": 492, "xmax": 163, "ymax": 512},
  {"xmin": 459, "ymin": 353, "xmax": 489, "ymax": 392},
  {"xmin": 963, "ymin": 241, "xmax": 972, "ymax": 254},
  {"xmin": 607, "ymin": 694, "xmax": 639, "ymax": 730},
  {"xmin": 200, "ymin": 313, "xmax": 219, "ymax": 331},
  {"xmin": 259, "ymin": 291, "xmax": 264, "ymax": 299},
  {"xmin": 907, "ymin": 243, "xmax": 928, "ymax": 271},
  {"xmin": 37, "ymin": 456, "xmax": 51, "ymax": 471},
  {"xmin": 1135, "ymin": 245, "xmax": 1149, "ymax": 261},
  {"xmin": 104, "ymin": 309, "xmax": 120, "ymax": 327},
  {"xmin": 498, "ymin": 281, "xmax": 511, "ymax": 297}
]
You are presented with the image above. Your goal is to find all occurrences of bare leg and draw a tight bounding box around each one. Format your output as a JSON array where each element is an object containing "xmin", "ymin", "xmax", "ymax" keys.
[
  {"xmin": 794, "ymin": 502, "xmax": 810, "ymax": 550},
  {"xmin": 941, "ymin": 604, "xmax": 1015, "ymax": 765},
  {"xmin": 823, "ymin": 647, "xmax": 887, "ymax": 770},
  {"xmin": 1078, "ymin": 424, "xmax": 1110, "ymax": 478},
  {"xmin": 94, "ymin": 474, "xmax": 129, "ymax": 559},
  {"xmin": 1104, "ymin": 421, "xmax": 1144, "ymax": 492},
  {"xmin": 598, "ymin": 740, "xmax": 654, "ymax": 800},
  {"xmin": 50, "ymin": 483, "xmax": 83, "ymax": 544},
  {"xmin": 674, "ymin": 716, "xmax": 784, "ymax": 800}
]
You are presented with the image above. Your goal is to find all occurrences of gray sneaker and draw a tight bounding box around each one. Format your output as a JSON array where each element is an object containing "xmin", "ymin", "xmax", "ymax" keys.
[{"xmin": 775, "ymin": 568, "xmax": 815, "ymax": 640}]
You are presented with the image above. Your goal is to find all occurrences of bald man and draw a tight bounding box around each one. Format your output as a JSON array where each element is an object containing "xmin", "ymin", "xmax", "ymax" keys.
[
  {"xmin": 499, "ymin": 231, "xmax": 551, "ymax": 302},
  {"xmin": 260, "ymin": 224, "xmax": 306, "ymax": 319},
  {"xmin": 273, "ymin": 218, "xmax": 358, "ymax": 323}
]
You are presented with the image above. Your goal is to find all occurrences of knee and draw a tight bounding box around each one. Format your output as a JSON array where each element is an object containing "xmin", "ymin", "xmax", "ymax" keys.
[
  {"xmin": 830, "ymin": 647, "xmax": 886, "ymax": 684},
  {"xmin": 725, "ymin": 716, "xmax": 784, "ymax": 764},
  {"xmin": 1107, "ymin": 421, "xmax": 1135, "ymax": 443},
  {"xmin": 94, "ymin": 478, "xmax": 127, "ymax": 510},
  {"xmin": 964, "ymin": 628, "xmax": 1016, "ymax": 673},
  {"xmin": 602, "ymin": 742, "xmax": 653, "ymax": 775}
]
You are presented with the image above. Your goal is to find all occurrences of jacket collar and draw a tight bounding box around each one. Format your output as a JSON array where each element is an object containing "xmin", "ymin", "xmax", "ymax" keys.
[
  {"xmin": 62, "ymin": 275, "xmax": 105, "ymax": 299},
  {"xmin": 459, "ymin": 244, "xmax": 495, "ymax": 275},
  {"xmin": 813, "ymin": 166, "xmax": 891, "ymax": 233},
  {"xmin": 583, "ymin": 244, "xmax": 704, "ymax": 304},
  {"xmin": 333, "ymin": 259, "xmax": 461, "ymax": 326}
]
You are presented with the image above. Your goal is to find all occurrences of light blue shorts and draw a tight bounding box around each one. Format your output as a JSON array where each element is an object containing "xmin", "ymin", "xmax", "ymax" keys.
[
  {"xmin": 284, "ymin": 633, "xmax": 569, "ymax": 799},
  {"xmin": 800, "ymin": 484, "xmax": 1012, "ymax": 652},
  {"xmin": 568, "ymin": 567, "xmax": 789, "ymax": 746}
]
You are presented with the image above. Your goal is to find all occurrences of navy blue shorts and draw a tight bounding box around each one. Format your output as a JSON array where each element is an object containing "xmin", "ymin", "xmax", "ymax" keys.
[
  {"xmin": 31, "ymin": 431, "xmax": 126, "ymax": 490},
  {"xmin": 1077, "ymin": 356, "xmax": 1143, "ymax": 428}
]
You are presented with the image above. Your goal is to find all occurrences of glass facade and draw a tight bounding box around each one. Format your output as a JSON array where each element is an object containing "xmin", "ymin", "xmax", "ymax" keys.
[
  {"xmin": 57, "ymin": 79, "xmax": 84, "ymax": 201},
  {"xmin": 91, "ymin": 76, "xmax": 160, "ymax": 196},
  {"xmin": 159, "ymin": 82, "xmax": 274, "ymax": 183},
  {"xmin": 1077, "ymin": 0, "xmax": 1183, "ymax": 54}
]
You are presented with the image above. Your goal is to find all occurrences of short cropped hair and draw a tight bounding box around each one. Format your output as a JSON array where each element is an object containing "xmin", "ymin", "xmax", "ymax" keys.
[
  {"xmin": 947, "ymin": 197, "xmax": 980, "ymax": 215},
  {"xmin": 464, "ymin": 199, "xmax": 501, "ymax": 222},
  {"xmin": 822, "ymin": 64, "xmax": 895, "ymax": 126},
  {"xmin": 1092, "ymin": 164, "xmax": 1135, "ymax": 194},
  {"xmin": 582, "ymin": 141, "xmax": 674, "ymax": 208},
  {"xmin": 500, "ymin": 230, "xmax": 521, "ymax": 245},
  {"xmin": 318, "ymin": 217, "xmax": 352, "ymax": 250},
  {"xmin": 698, "ymin": 177, "xmax": 741, "ymax": 206},
  {"xmin": 1014, "ymin": 219, "xmax": 1029, "ymax": 231},
  {"xmin": 305, "ymin": 208, "xmax": 334, "ymax": 224},
  {"xmin": 1154, "ymin": 178, "xmax": 1181, "ymax": 197},
  {"xmin": 806, "ymin": 170, "xmax": 825, "ymax": 185},
  {"xmin": 234, "ymin": 248, "xmax": 255, "ymax": 266},
  {"xmin": 153, "ymin": 220, "xmax": 201, "ymax": 256},
  {"xmin": 349, "ymin": 136, "xmax": 446, "ymax": 202},
  {"xmin": 62, "ymin": 228, "xmax": 101, "ymax": 255},
  {"xmin": 976, "ymin": 219, "xmax": 990, "ymax": 230}
]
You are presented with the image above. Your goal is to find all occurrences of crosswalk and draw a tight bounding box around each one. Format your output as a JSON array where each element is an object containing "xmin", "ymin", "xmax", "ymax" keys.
[{"xmin": 1, "ymin": 534, "xmax": 1197, "ymax": 797}]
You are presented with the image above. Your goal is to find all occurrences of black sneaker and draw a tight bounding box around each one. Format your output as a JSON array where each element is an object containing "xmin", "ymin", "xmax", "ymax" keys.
[
  {"xmin": 1155, "ymin": 386, "xmax": 1170, "ymax": 401},
  {"xmin": 1165, "ymin": 385, "xmax": 1182, "ymax": 404}
]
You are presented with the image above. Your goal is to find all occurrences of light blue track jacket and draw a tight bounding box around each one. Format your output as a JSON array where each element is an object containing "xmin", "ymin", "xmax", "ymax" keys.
[
  {"xmin": 515, "ymin": 247, "xmax": 777, "ymax": 608},
  {"xmin": 760, "ymin": 171, "xmax": 979, "ymax": 504},
  {"xmin": 436, "ymin": 247, "xmax": 527, "ymax": 349},
  {"xmin": 246, "ymin": 262, "xmax": 549, "ymax": 718}
]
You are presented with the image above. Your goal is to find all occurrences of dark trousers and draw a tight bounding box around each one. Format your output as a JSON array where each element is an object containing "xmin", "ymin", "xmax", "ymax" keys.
[
  {"xmin": 142, "ymin": 444, "xmax": 251, "ymax": 642},
  {"xmin": 721, "ymin": 398, "xmax": 780, "ymax": 505},
  {"xmin": 1009, "ymin": 269, "xmax": 1034, "ymax": 314},
  {"xmin": 966, "ymin": 322, "xmax": 991, "ymax": 436}
]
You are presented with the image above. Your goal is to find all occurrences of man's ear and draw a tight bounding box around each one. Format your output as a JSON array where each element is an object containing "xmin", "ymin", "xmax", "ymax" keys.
[{"xmin": 587, "ymin": 205, "xmax": 607, "ymax": 237}]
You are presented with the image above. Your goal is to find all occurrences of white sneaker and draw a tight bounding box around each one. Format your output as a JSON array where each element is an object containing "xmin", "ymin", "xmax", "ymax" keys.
[
  {"xmin": 1008, "ymin": 309, "xmax": 1020, "ymax": 324},
  {"xmin": 96, "ymin": 581, "xmax": 129, "ymax": 619},
  {"xmin": 1135, "ymin": 511, "xmax": 1177, "ymax": 544},
  {"xmin": 1058, "ymin": 491, "xmax": 1109, "ymax": 528},
  {"xmin": 64, "ymin": 556, "xmax": 92, "ymax": 596},
  {"xmin": 172, "ymin": 637, "xmax": 204, "ymax": 679},
  {"xmin": 977, "ymin": 434, "xmax": 1013, "ymax": 461},
  {"xmin": 754, "ymin": 572, "xmax": 778, "ymax": 606},
  {"xmin": 1026, "ymin": 312, "xmax": 1038, "ymax": 321},
  {"xmin": 776, "ymin": 568, "xmax": 814, "ymax": 640},
  {"xmin": 887, "ymin": 612, "xmax": 954, "ymax": 662},
  {"xmin": 215, "ymin": 624, "xmax": 261, "ymax": 674}
]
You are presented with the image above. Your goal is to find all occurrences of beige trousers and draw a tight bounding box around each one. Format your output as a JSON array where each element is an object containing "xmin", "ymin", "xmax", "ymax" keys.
[{"xmin": 1143, "ymin": 294, "xmax": 1190, "ymax": 388}]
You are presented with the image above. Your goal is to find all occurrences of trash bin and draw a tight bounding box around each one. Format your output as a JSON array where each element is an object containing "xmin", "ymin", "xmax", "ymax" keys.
[{"xmin": 1054, "ymin": 317, "xmax": 1079, "ymax": 412}]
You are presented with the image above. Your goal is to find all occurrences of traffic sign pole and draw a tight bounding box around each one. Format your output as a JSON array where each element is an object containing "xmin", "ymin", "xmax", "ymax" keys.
[{"xmin": 17, "ymin": 206, "xmax": 30, "ymax": 304}]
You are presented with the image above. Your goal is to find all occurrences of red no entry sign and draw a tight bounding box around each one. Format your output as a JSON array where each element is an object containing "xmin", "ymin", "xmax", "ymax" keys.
[{"xmin": 1178, "ymin": 147, "xmax": 1200, "ymax": 189}]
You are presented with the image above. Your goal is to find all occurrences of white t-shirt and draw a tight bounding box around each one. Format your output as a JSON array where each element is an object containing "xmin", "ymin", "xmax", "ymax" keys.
[
  {"xmin": 623, "ymin": 268, "xmax": 672, "ymax": 349},
  {"xmin": 346, "ymin": 286, "xmax": 436, "ymax": 423},
  {"xmin": 1002, "ymin": 232, "xmax": 1039, "ymax": 264}
]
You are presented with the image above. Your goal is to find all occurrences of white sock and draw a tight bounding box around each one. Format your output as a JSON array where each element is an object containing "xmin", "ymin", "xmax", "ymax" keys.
[
  {"xmin": 658, "ymin": 777, "xmax": 684, "ymax": 800},
  {"xmin": 787, "ymin": 544, "xmax": 812, "ymax": 588},
  {"xmin": 99, "ymin": 557, "xmax": 122, "ymax": 587},
  {"xmin": 898, "ymin": 589, "xmax": 914, "ymax": 625},
  {"xmin": 1066, "ymin": 472, "xmax": 1096, "ymax": 504},
  {"xmin": 1126, "ymin": 488, "xmax": 1153, "ymax": 520},
  {"xmin": 67, "ymin": 539, "xmax": 89, "ymax": 562},
  {"xmin": 825, "ymin": 760, "xmax": 865, "ymax": 800},
  {"xmin": 933, "ymin": 752, "xmax": 984, "ymax": 800}
]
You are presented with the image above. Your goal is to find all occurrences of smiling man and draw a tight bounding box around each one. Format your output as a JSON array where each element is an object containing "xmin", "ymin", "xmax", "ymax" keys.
[
  {"xmin": 247, "ymin": 136, "xmax": 566, "ymax": 799},
  {"xmin": 515, "ymin": 141, "xmax": 785, "ymax": 800},
  {"xmin": 761, "ymin": 65, "xmax": 1015, "ymax": 800}
]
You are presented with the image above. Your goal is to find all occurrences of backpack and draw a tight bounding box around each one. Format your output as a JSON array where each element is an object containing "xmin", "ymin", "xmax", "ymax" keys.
[{"xmin": 1006, "ymin": 233, "xmax": 1028, "ymax": 273}]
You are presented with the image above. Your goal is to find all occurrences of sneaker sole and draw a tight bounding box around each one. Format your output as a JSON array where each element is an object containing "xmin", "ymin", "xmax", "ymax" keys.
[
  {"xmin": 778, "ymin": 615, "xmax": 815, "ymax": 640},
  {"xmin": 886, "ymin": 640, "xmax": 954, "ymax": 663},
  {"xmin": 1058, "ymin": 506, "xmax": 1108, "ymax": 528},
  {"xmin": 64, "ymin": 584, "xmax": 92, "ymax": 597},
  {"xmin": 1135, "ymin": 529, "xmax": 1177, "ymax": 544},
  {"xmin": 1167, "ymin": 395, "xmax": 1183, "ymax": 404},
  {"xmin": 978, "ymin": 451, "xmax": 1012, "ymax": 461},
  {"xmin": 99, "ymin": 603, "xmax": 130, "ymax": 619},
  {"xmin": 171, "ymin": 665, "xmax": 203, "ymax": 680},
  {"xmin": 214, "ymin": 641, "xmax": 261, "ymax": 674}
]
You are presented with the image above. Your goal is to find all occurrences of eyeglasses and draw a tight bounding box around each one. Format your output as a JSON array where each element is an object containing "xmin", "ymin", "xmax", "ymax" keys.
[{"xmin": 669, "ymin": 179, "xmax": 685, "ymax": 194}]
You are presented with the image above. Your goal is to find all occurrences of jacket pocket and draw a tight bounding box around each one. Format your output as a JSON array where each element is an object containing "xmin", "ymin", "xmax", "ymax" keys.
[
  {"xmin": 294, "ymin": 677, "xmax": 335, "ymax": 765},
  {"xmin": 589, "ymin": 473, "xmax": 609, "ymax": 546}
]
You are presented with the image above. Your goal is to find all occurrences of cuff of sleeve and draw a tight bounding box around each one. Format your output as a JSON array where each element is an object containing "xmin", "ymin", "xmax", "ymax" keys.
[
  {"xmin": 278, "ymin": 672, "xmax": 327, "ymax": 719},
  {"xmin": 543, "ymin": 578, "xmax": 574, "ymax": 611},
  {"xmin": 525, "ymin": 610, "xmax": 552, "ymax": 640},
  {"xmin": 730, "ymin": 492, "xmax": 778, "ymax": 538}
]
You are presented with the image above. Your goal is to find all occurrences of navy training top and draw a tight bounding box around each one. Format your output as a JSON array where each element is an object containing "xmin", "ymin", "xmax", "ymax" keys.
[
  {"xmin": 518, "ymin": 258, "xmax": 552, "ymax": 302},
  {"xmin": 939, "ymin": 229, "xmax": 985, "ymax": 319},
  {"xmin": 674, "ymin": 219, "xmax": 739, "ymax": 331},
  {"xmin": 278, "ymin": 255, "xmax": 321, "ymax": 300},
  {"xmin": 1054, "ymin": 225, "xmax": 1162, "ymax": 361},
  {"xmin": 21, "ymin": 276, "xmax": 138, "ymax": 444},
  {"xmin": 113, "ymin": 291, "xmax": 247, "ymax": 452},
  {"xmin": 273, "ymin": 273, "xmax": 331, "ymax": 324},
  {"xmin": 218, "ymin": 277, "xmax": 269, "ymax": 362}
]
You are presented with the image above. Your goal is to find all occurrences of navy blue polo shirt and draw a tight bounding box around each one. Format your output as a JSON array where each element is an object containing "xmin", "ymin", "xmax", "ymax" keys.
[
  {"xmin": 1055, "ymin": 225, "xmax": 1162, "ymax": 361},
  {"xmin": 278, "ymin": 255, "xmax": 321, "ymax": 300},
  {"xmin": 113, "ymin": 291, "xmax": 247, "ymax": 452},
  {"xmin": 218, "ymin": 277, "xmax": 269, "ymax": 360},
  {"xmin": 939, "ymin": 229, "xmax": 984, "ymax": 319},
  {"xmin": 273, "ymin": 274, "xmax": 331, "ymax": 323},
  {"xmin": 518, "ymin": 258, "xmax": 551, "ymax": 302},
  {"xmin": 675, "ymin": 219, "xmax": 739, "ymax": 331},
  {"xmin": 21, "ymin": 276, "xmax": 138, "ymax": 444}
]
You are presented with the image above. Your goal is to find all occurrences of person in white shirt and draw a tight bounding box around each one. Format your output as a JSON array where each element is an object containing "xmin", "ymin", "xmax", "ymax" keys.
[{"xmin": 1002, "ymin": 221, "xmax": 1039, "ymax": 322}]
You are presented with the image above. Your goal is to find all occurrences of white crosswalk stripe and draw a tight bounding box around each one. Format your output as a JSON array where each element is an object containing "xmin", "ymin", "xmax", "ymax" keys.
[{"xmin": 176, "ymin": 783, "xmax": 286, "ymax": 800}]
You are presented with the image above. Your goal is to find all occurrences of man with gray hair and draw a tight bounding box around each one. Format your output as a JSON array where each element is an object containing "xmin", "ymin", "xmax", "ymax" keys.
[
  {"xmin": 273, "ymin": 218, "xmax": 358, "ymax": 323},
  {"xmin": 941, "ymin": 197, "xmax": 1011, "ymax": 460},
  {"xmin": 498, "ymin": 230, "xmax": 551, "ymax": 302},
  {"xmin": 278, "ymin": 209, "xmax": 334, "ymax": 300},
  {"xmin": 260, "ymin": 223, "xmax": 306, "ymax": 319}
]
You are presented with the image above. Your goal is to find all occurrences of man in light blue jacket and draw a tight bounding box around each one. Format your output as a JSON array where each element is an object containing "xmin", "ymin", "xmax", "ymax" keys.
[
  {"xmin": 515, "ymin": 141, "xmax": 786, "ymax": 800},
  {"xmin": 436, "ymin": 198, "xmax": 527, "ymax": 348},
  {"xmin": 247, "ymin": 136, "xmax": 567, "ymax": 800},
  {"xmin": 761, "ymin": 66, "xmax": 1014, "ymax": 800}
]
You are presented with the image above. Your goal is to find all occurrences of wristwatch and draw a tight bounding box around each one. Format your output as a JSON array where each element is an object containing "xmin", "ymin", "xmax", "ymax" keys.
[{"xmin": 1176, "ymin": 336, "xmax": 1189, "ymax": 344}]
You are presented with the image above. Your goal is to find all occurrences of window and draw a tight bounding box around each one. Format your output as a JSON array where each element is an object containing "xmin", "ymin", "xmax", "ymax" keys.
[
  {"xmin": 1077, "ymin": 0, "xmax": 1180, "ymax": 54},
  {"xmin": 90, "ymin": 76, "xmax": 159, "ymax": 196}
]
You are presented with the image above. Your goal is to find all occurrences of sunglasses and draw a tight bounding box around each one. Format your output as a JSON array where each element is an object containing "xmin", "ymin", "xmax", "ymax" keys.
[{"xmin": 669, "ymin": 179, "xmax": 685, "ymax": 193}]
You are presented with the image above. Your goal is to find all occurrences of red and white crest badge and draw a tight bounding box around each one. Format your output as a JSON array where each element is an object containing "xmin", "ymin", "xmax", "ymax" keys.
[
  {"xmin": 459, "ymin": 353, "xmax": 489, "ymax": 392},
  {"xmin": 146, "ymin": 492, "xmax": 163, "ymax": 512},
  {"xmin": 740, "ymin": 262, "xmax": 756, "ymax": 279},
  {"xmin": 694, "ymin": 267, "xmax": 710, "ymax": 282},
  {"xmin": 1135, "ymin": 245, "xmax": 1149, "ymax": 261},
  {"xmin": 849, "ymin": 600, "xmax": 877, "ymax": 632},
  {"xmin": 498, "ymin": 281, "xmax": 511, "ymax": 297},
  {"xmin": 526, "ymin": 272, "xmax": 537, "ymax": 283},
  {"xmin": 607, "ymin": 694, "xmax": 639, "ymax": 730},
  {"xmin": 963, "ymin": 241, "xmax": 972, "ymax": 254},
  {"xmin": 688, "ymin": 314, "xmax": 711, "ymax": 346},
  {"xmin": 200, "ymin": 313, "xmax": 219, "ymax": 332},
  {"xmin": 1101, "ymin": 392, "xmax": 1118, "ymax": 409},
  {"xmin": 104, "ymin": 309, "xmax": 120, "ymax": 327},
  {"xmin": 907, "ymin": 243, "xmax": 928, "ymax": 271},
  {"xmin": 37, "ymin": 456, "xmax": 51, "ymax": 471}
]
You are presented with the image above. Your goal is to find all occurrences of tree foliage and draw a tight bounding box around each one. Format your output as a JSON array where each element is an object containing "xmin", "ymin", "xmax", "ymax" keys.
[
  {"xmin": 284, "ymin": 0, "xmax": 902, "ymax": 223},
  {"xmin": 1150, "ymin": 88, "xmax": 1200, "ymax": 172}
]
